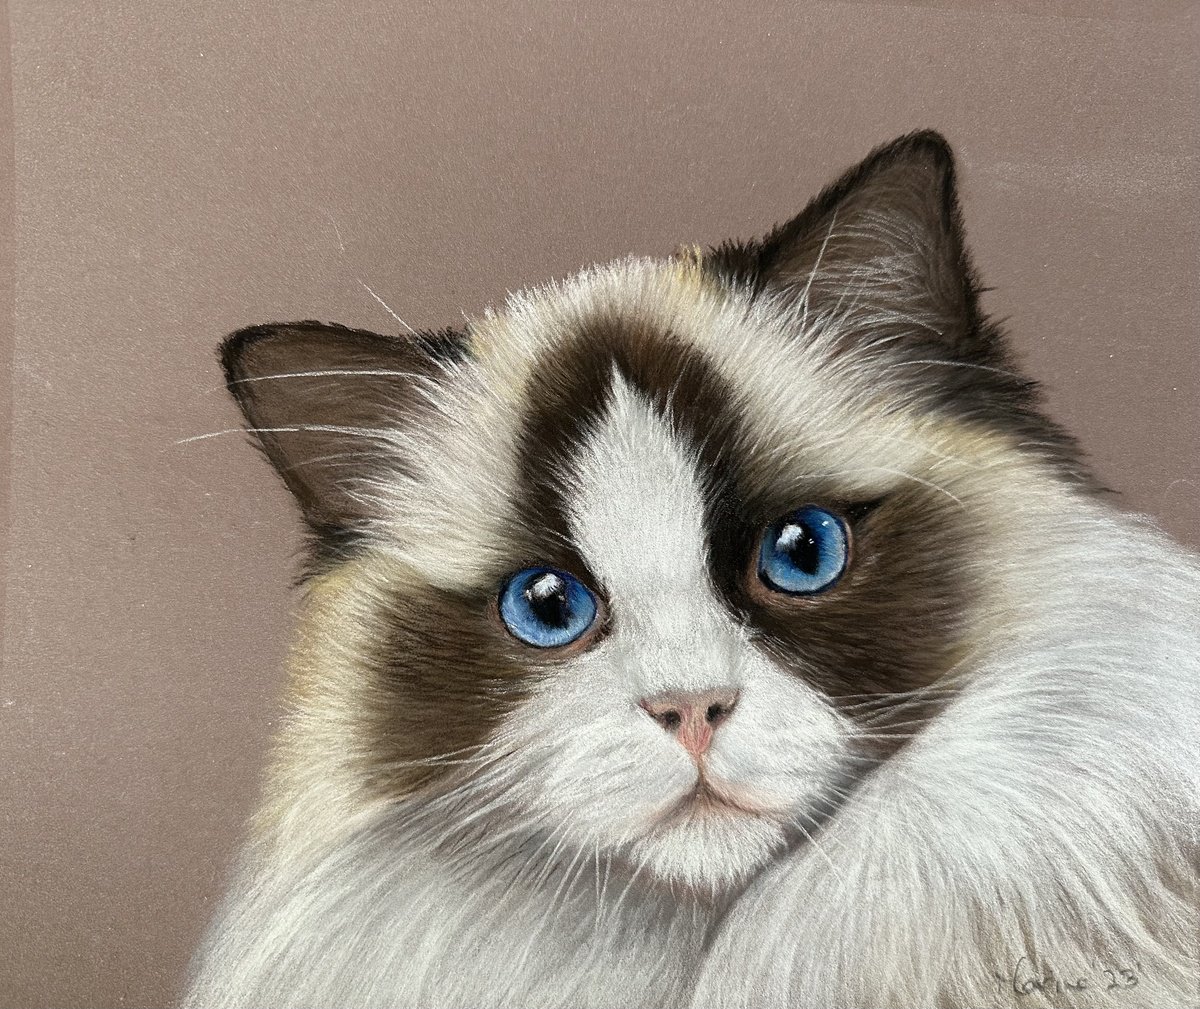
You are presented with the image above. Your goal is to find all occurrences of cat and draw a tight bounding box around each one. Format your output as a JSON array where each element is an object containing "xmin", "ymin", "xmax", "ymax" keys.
[{"xmin": 184, "ymin": 131, "xmax": 1199, "ymax": 1009}]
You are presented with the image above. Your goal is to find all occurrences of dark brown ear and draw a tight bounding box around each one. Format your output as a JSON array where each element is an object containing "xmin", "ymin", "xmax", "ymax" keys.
[
  {"xmin": 220, "ymin": 321, "xmax": 465, "ymax": 533},
  {"xmin": 706, "ymin": 131, "xmax": 981, "ymax": 352}
]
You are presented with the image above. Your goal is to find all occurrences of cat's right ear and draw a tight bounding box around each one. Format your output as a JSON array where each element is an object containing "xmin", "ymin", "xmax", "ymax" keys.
[{"xmin": 220, "ymin": 321, "xmax": 464, "ymax": 532}]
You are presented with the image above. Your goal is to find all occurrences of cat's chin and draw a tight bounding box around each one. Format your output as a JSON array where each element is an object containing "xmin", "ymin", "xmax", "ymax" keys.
[{"xmin": 622, "ymin": 802, "xmax": 789, "ymax": 894}]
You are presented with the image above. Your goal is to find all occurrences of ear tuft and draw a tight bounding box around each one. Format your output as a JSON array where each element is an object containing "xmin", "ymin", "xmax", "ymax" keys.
[{"xmin": 220, "ymin": 321, "xmax": 465, "ymax": 534}]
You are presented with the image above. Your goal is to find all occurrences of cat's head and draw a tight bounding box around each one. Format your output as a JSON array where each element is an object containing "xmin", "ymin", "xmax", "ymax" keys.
[{"xmin": 223, "ymin": 132, "xmax": 1088, "ymax": 892}]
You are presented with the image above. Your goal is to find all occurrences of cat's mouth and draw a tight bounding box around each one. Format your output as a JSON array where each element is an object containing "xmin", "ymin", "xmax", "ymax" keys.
[
  {"xmin": 654, "ymin": 776, "xmax": 776, "ymax": 829},
  {"xmin": 624, "ymin": 774, "xmax": 797, "ymax": 891}
]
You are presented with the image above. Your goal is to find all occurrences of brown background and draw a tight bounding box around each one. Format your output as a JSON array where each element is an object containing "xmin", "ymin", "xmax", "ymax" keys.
[{"xmin": 2, "ymin": 2, "xmax": 1197, "ymax": 1006}]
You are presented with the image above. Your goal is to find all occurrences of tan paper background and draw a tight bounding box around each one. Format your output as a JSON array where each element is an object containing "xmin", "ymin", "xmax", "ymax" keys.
[{"xmin": 3, "ymin": 3, "xmax": 1197, "ymax": 1006}]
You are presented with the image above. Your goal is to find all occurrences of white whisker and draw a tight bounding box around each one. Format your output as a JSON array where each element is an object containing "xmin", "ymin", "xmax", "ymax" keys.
[
  {"xmin": 357, "ymin": 279, "xmax": 419, "ymax": 336},
  {"xmin": 228, "ymin": 368, "xmax": 428, "ymax": 385}
]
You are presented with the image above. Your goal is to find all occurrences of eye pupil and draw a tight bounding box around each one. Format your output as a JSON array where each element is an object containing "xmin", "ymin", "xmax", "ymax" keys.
[
  {"xmin": 525, "ymin": 573, "xmax": 571, "ymax": 628},
  {"xmin": 777, "ymin": 521, "xmax": 821, "ymax": 575}
]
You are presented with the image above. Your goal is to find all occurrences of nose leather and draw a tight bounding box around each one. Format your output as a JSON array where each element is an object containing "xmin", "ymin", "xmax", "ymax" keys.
[{"xmin": 640, "ymin": 687, "xmax": 740, "ymax": 759}]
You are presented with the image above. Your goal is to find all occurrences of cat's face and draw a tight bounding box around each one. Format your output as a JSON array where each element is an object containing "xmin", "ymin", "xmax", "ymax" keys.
[{"xmin": 223, "ymin": 133, "xmax": 1087, "ymax": 891}]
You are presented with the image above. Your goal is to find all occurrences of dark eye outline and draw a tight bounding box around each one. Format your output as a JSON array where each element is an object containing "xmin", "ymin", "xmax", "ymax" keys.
[
  {"xmin": 756, "ymin": 505, "xmax": 851, "ymax": 596},
  {"xmin": 497, "ymin": 566, "xmax": 601, "ymax": 649}
]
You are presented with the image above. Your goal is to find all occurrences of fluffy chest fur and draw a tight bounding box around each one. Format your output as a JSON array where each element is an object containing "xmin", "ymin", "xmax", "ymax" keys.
[{"xmin": 186, "ymin": 133, "xmax": 1199, "ymax": 1009}]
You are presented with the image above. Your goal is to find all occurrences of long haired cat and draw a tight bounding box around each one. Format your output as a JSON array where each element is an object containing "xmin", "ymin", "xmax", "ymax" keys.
[{"xmin": 185, "ymin": 132, "xmax": 1199, "ymax": 1008}]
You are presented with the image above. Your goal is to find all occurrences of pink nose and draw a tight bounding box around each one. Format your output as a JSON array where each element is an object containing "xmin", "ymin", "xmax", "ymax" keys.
[{"xmin": 640, "ymin": 688, "xmax": 740, "ymax": 759}]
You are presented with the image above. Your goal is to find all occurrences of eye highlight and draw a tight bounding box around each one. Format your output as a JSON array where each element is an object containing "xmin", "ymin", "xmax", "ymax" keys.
[
  {"xmin": 757, "ymin": 506, "xmax": 849, "ymax": 595},
  {"xmin": 499, "ymin": 567, "xmax": 599, "ymax": 648}
]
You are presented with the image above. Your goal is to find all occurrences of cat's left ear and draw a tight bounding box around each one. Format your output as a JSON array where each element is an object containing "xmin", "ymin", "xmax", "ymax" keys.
[{"xmin": 706, "ymin": 131, "xmax": 982, "ymax": 351}]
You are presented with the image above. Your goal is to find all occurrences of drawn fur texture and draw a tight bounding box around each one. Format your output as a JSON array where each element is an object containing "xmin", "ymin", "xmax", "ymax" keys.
[{"xmin": 185, "ymin": 133, "xmax": 1199, "ymax": 1008}]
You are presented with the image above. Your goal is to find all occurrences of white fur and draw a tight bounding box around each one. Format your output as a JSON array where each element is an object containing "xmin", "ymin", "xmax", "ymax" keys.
[{"xmin": 185, "ymin": 812, "xmax": 712, "ymax": 1008}]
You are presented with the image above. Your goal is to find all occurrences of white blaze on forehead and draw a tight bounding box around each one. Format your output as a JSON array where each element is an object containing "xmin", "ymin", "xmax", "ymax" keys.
[
  {"xmin": 564, "ymin": 371, "xmax": 749, "ymax": 702},
  {"xmin": 568, "ymin": 371, "xmax": 711, "ymax": 600}
]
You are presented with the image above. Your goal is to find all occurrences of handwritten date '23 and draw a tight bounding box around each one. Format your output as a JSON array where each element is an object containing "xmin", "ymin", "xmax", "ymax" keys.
[{"xmin": 994, "ymin": 956, "xmax": 1143, "ymax": 997}]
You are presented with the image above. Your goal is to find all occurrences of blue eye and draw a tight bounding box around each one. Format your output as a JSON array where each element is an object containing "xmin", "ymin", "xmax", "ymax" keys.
[
  {"xmin": 499, "ymin": 567, "xmax": 599, "ymax": 648},
  {"xmin": 758, "ymin": 506, "xmax": 849, "ymax": 595}
]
